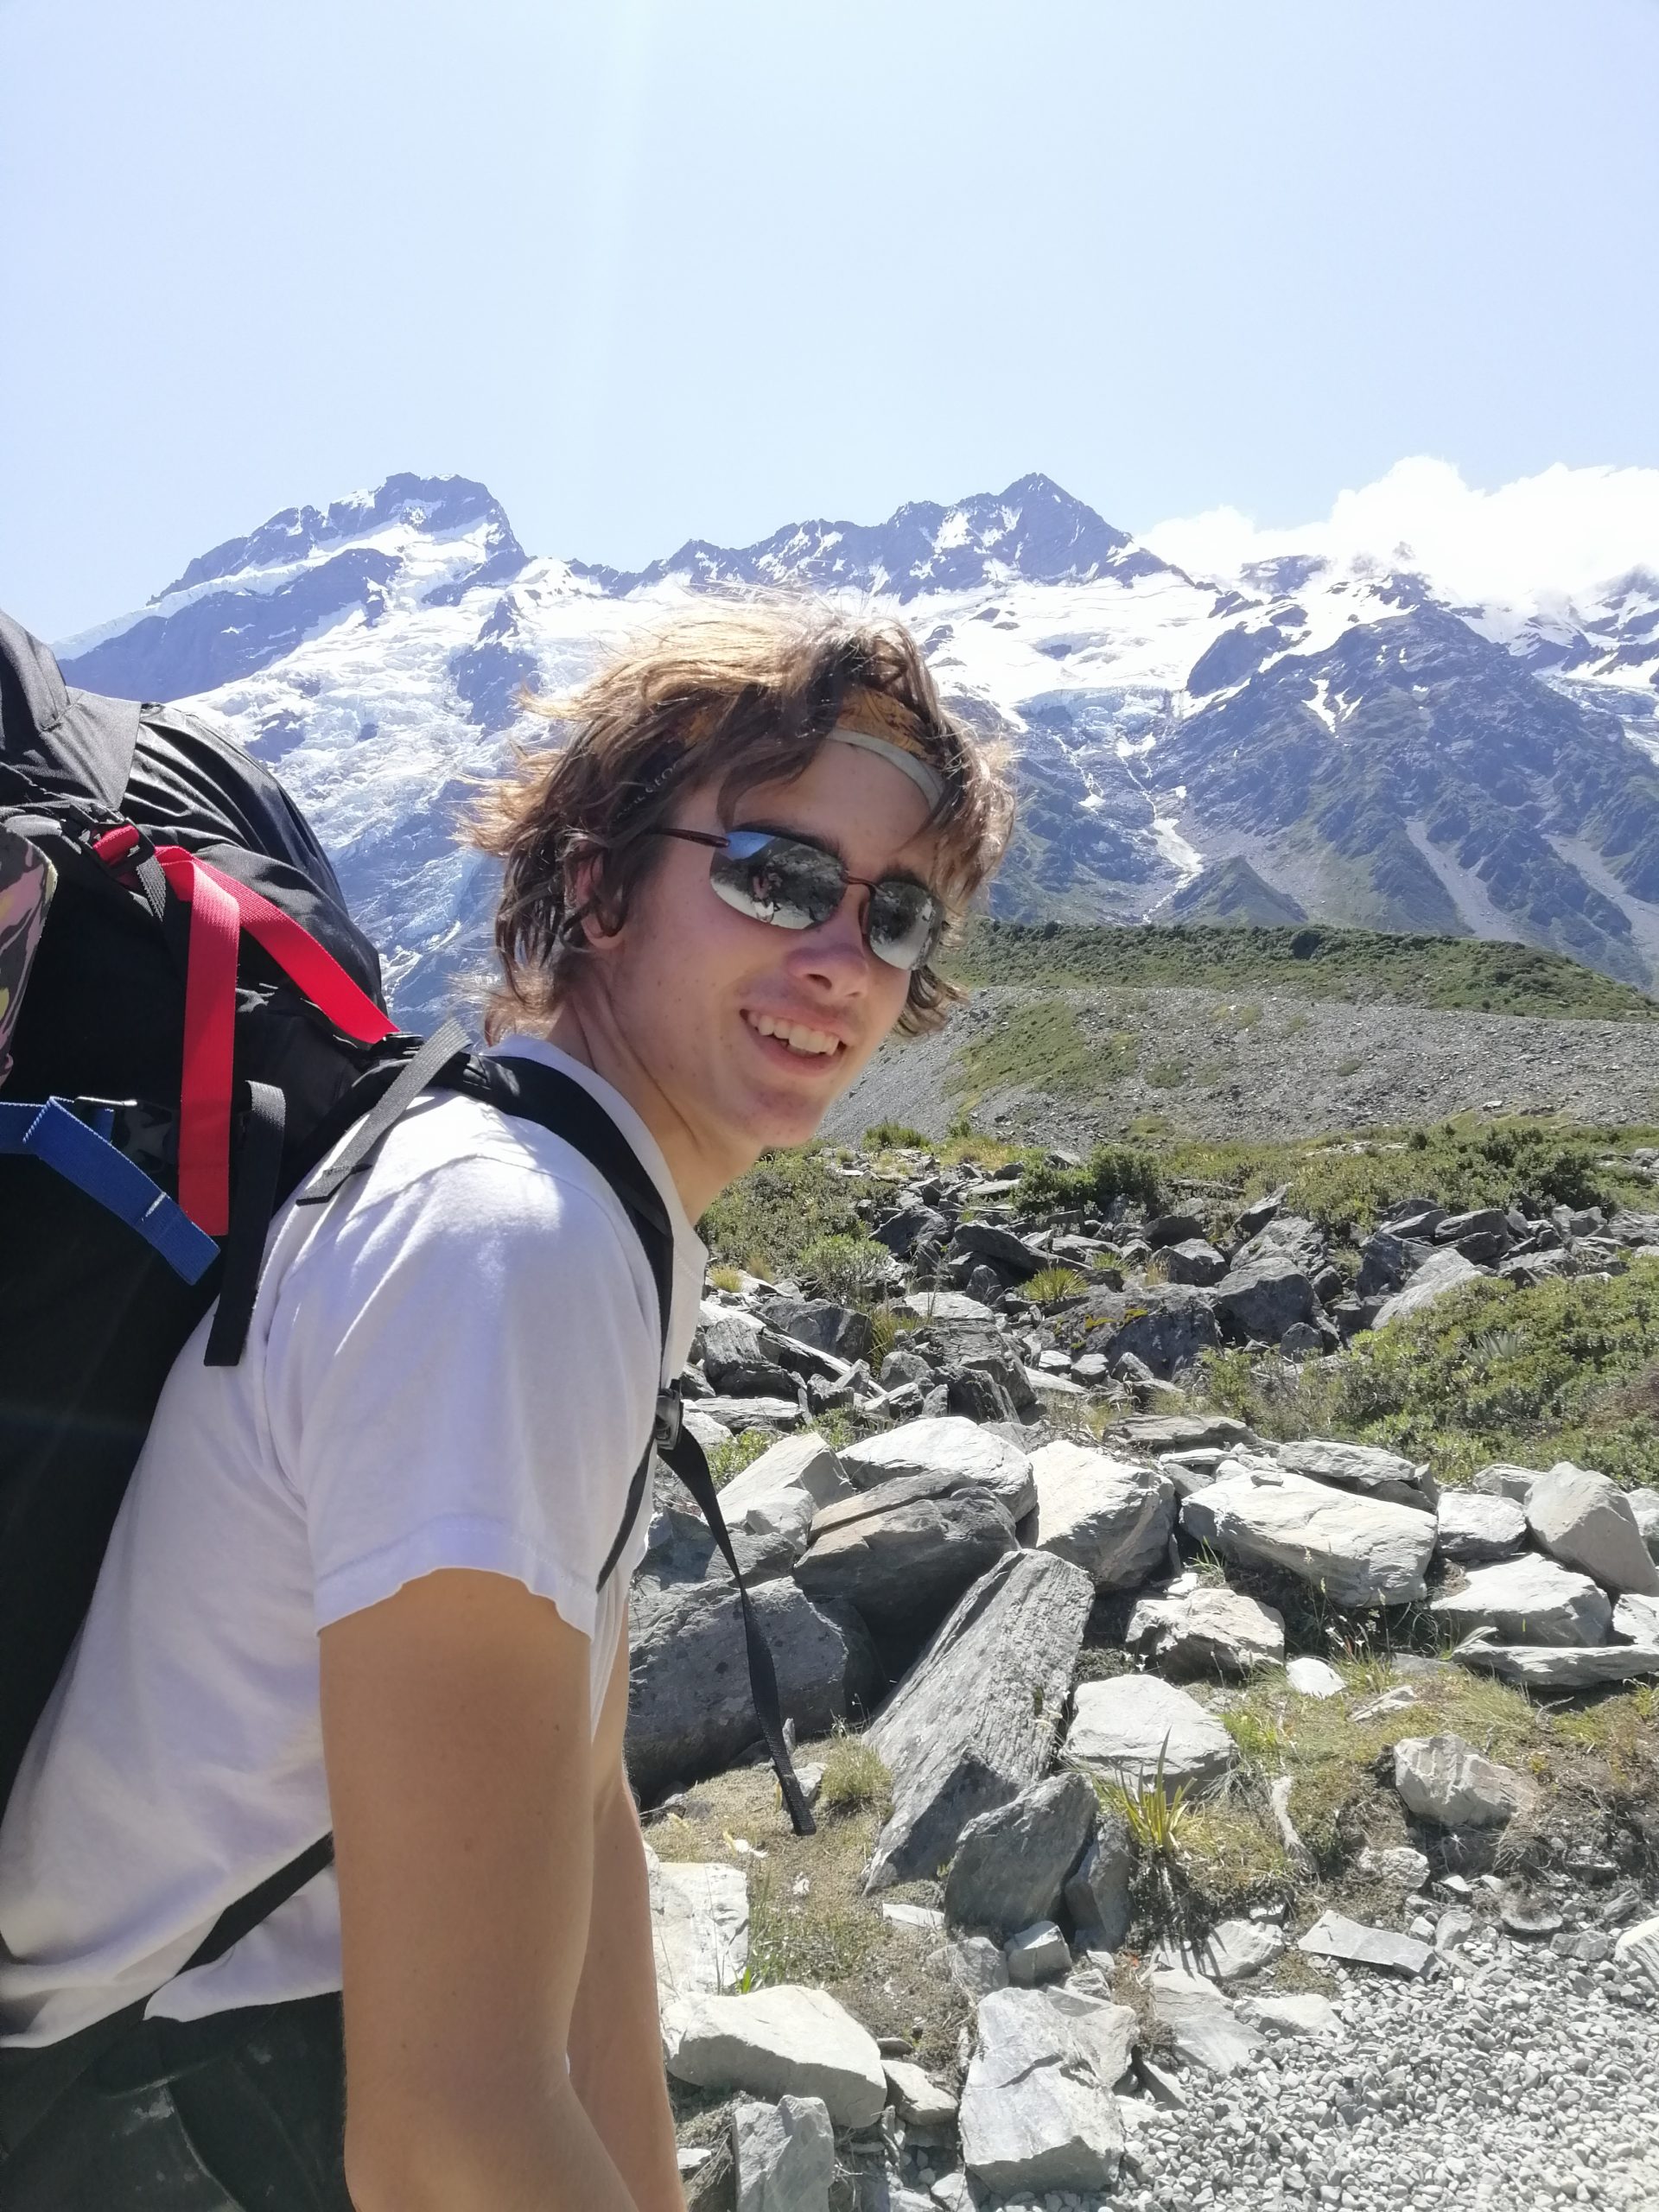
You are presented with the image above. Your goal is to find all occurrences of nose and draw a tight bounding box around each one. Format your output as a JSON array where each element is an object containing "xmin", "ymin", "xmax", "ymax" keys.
[{"xmin": 784, "ymin": 884, "xmax": 874, "ymax": 996}]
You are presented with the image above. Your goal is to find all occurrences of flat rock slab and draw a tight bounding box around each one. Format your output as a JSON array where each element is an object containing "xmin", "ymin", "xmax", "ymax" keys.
[
  {"xmin": 1182, "ymin": 1459, "xmax": 1435, "ymax": 1607},
  {"xmin": 1236, "ymin": 1992, "xmax": 1345, "ymax": 2040},
  {"xmin": 1613, "ymin": 1591, "xmax": 1659, "ymax": 1644},
  {"xmin": 663, "ymin": 1986, "xmax": 887, "ymax": 2129},
  {"xmin": 1435, "ymin": 1491, "xmax": 1529, "ymax": 1565},
  {"xmin": 1147, "ymin": 1969, "xmax": 1264, "ymax": 2074},
  {"xmin": 647, "ymin": 1853, "xmax": 750, "ymax": 2008},
  {"xmin": 733, "ymin": 2094, "xmax": 835, "ymax": 2212},
  {"xmin": 1275, "ymin": 1438, "xmax": 1437, "ymax": 1511},
  {"xmin": 1028, "ymin": 1440, "xmax": 1177, "ymax": 1591},
  {"xmin": 1430, "ymin": 1553, "xmax": 1613, "ymax": 1647},
  {"xmin": 882, "ymin": 2058, "xmax": 958, "ymax": 2128},
  {"xmin": 1527, "ymin": 1460, "xmax": 1659, "ymax": 1597},
  {"xmin": 958, "ymin": 1986, "xmax": 1124, "ymax": 2192},
  {"xmin": 1392, "ymin": 1732, "xmax": 1532, "ymax": 1828},
  {"xmin": 841, "ymin": 1415, "xmax": 1035, "ymax": 1521},
  {"xmin": 1108, "ymin": 1414, "xmax": 1259, "ymax": 1456},
  {"xmin": 1296, "ymin": 1910, "xmax": 1431, "ymax": 1976},
  {"xmin": 1451, "ymin": 1631, "xmax": 1659, "ymax": 1689},
  {"xmin": 902, "ymin": 1290, "xmax": 995, "ymax": 1322},
  {"xmin": 865, "ymin": 1548, "xmax": 1093, "ymax": 1890},
  {"xmin": 1126, "ymin": 1584, "xmax": 1286, "ymax": 1678},
  {"xmin": 1065, "ymin": 1674, "xmax": 1235, "ymax": 1796}
]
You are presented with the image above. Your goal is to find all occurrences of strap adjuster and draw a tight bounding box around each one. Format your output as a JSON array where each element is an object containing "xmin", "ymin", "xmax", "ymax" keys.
[{"xmin": 652, "ymin": 1387, "xmax": 683, "ymax": 1454}]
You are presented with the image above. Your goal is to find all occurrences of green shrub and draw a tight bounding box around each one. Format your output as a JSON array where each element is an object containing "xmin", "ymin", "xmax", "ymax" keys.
[
  {"xmin": 1019, "ymin": 1143, "xmax": 1165, "ymax": 1219},
  {"xmin": 799, "ymin": 1233, "xmax": 893, "ymax": 1306},
  {"xmin": 1198, "ymin": 1255, "xmax": 1659, "ymax": 1483},
  {"xmin": 1026, "ymin": 1264, "xmax": 1090, "ymax": 1306},
  {"xmin": 864, "ymin": 1119, "xmax": 929, "ymax": 1150},
  {"xmin": 702, "ymin": 1147, "xmax": 861, "ymax": 1279}
]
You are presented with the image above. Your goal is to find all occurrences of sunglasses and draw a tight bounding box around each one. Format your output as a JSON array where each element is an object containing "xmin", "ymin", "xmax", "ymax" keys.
[{"xmin": 650, "ymin": 827, "xmax": 944, "ymax": 973}]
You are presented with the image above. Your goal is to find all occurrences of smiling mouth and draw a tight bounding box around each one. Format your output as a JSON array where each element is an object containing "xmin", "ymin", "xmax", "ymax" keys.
[{"xmin": 743, "ymin": 1010, "xmax": 845, "ymax": 1060}]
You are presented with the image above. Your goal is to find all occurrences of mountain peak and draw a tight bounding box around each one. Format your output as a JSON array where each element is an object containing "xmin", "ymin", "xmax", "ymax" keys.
[{"xmin": 156, "ymin": 473, "xmax": 522, "ymax": 602}]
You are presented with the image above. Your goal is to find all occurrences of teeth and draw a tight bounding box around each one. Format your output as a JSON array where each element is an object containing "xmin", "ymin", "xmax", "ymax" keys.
[{"xmin": 748, "ymin": 1013, "xmax": 840, "ymax": 1057}]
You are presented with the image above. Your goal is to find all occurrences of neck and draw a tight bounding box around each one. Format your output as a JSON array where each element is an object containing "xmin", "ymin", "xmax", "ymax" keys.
[{"xmin": 540, "ymin": 989, "xmax": 752, "ymax": 1221}]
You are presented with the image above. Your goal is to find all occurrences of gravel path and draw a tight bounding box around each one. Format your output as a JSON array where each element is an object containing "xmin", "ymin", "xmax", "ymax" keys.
[
  {"xmin": 907, "ymin": 1919, "xmax": 1659, "ymax": 2212},
  {"xmin": 827, "ymin": 985, "xmax": 1659, "ymax": 1146}
]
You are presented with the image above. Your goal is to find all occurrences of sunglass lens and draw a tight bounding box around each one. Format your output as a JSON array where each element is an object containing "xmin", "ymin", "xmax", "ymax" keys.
[
  {"xmin": 867, "ymin": 880, "xmax": 941, "ymax": 971},
  {"xmin": 708, "ymin": 833, "xmax": 842, "ymax": 932}
]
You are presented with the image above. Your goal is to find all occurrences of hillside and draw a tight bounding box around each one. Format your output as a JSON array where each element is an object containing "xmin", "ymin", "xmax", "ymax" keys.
[{"xmin": 950, "ymin": 918, "xmax": 1659, "ymax": 1022}]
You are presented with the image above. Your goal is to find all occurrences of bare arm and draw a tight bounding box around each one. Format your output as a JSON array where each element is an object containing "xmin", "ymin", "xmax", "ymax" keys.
[
  {"xmin": 568, "ymin": 1634, "xmax": 683, "ymax": 2212},
  {"xmin": 320, "ymin": 1567, "xmax": 642, "ymax": 2212}
]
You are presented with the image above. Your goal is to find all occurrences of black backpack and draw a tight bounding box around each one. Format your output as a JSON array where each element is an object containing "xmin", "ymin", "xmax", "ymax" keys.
[{"xmin": 0, "ymin": 613, "xmax": 808, "ymax": 2149}]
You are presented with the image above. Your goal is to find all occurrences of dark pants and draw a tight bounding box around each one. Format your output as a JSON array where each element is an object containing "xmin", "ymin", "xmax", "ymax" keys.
[{"xmin": 0, "ymin": 1996, "xmax": 353, "ymax": 2210}]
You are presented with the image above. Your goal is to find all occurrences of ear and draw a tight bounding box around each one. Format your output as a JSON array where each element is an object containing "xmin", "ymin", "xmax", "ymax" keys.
[{"xmin": 568, "ymin": 853, "xmax": 624, "ymax": 953}]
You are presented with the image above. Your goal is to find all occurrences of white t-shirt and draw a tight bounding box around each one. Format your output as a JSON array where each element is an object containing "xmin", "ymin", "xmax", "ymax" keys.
[{"xmin": 0, "ymin": 1036, "xmax": 704, "ymax": 2047}]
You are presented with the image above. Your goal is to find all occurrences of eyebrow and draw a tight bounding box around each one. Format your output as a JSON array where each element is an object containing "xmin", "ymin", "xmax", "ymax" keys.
[{"xmin": 732, "ymin": 817, "xmax": 934, "ymax": 893}]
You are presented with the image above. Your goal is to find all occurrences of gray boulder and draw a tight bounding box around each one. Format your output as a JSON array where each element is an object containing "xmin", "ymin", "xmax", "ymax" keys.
[
  {"xmin": 1028, "ymin": 1440, "xmax": 1178, "ymax": 1591},
  {"xmin": 1109, "ymin": 1414, "xmax": 1259, "ymax": 1456},
  {"xmin": 733, "ymin": 2095, "xmax": 835, "ymax": 2212},
  {"xmin": 663, "ymin": 1986, "xmax": 887, "ymax": 2128},
  {"xmin": 1211, "ymin": 1253, "xmax": 1317, "ymax": 1343},
  {"xmin": 1392, "ymin": 1732, "xmax": 1533, "ymax": 1828},
  {"xmin": 1612, "ymin": 1591, "xmax": 1659, "ymax": 1644},
  {"xmin": 1357, "ymin": 1230, "xmax": 1408, "ymax": 1299},
  {"xmin": 1063, "ymin": 1809, "xmax": 1135, "ymax": 1949},
  {"xmin": 1161, "ymin": 1237, "xmax": 1227, "ymax": 1287},
  {"xmin": 865, "ymin": 1550, "xmax": 1093, "ymax": 1891},
  {"xmin": 793, "ymin": 1478, "xmax": 1016, "ymax": 1650},
  {"xmin": 1296, "ymin": 1912, "xmax": 1431, "ymax": 1977},
  {"xmin": 1626, "ymin": 1486, "xmax": 1659, "ymax": 1560},
  {"xmin": 629, "ymin": 1576, "xmax": 880, "ymax": 1802},
  {"xmin": 1430, "ymin": 1554, "xmax": 1613, "ymax": 1647},
  {"xmin": 944, "ymin": 1771, "xmax": 1099, "ymax": 1938},
  {"xmin": 717, "ymin": 1433, "xmax": 854, "ymax": 1567},
  {"xmin": 1373, "ymin": 1248, "xmax": 1487, "ymax": 1328},
  {"xmin": 1006, "ymin": 1919, "xmax": 1071, "ymax": 1986},
  {"xmin": 945, "ymin": 1364, "xmax": 1018, "ymax": 1424},
  {"xmin": 1274, "ymin": 1438, "xmax": 1438, "ymax": 1512},
  {"xmin": 1473, "ymin": 1462, "xmax": 1541, "ymax": 1502},
  {"xmin": 841, "ymin": 1415, "xmax": 1035, "ymax": 1521},
  {"xmin": 1526, "ymin": 1461, "xmax": 1659, "ymax": 1597},
  {"xmin": 958, "ymin": 1987, "xmax": 1124, "ymax": 2192},
  {"xmin": 1435, "ymin": 1491, "xmax": 1529, "ymax": 1565},
  {"xmin": 873, "ymin": 1202, "xmax": 946, "ymax": 1260},
  {"xmin": 756, "ymin": 1297, "xmax": 873, "ymax": 1366},
  {"xmin": 1182, "ymin": 1459, "xmax": 1436, "ymax": 1606},
  {"xmin": 1125, "ymin": 1582, "xmax": 1286, "ymax": 1677},
  {"xmin": 950, "ymin": 1219, "xmax": 1046, "ymax": 1278},
  {"xmin": 1049, "ymin": 1287, "xmax": 1222, "ymax": 1378},
  {"xmin": 1065, "ymin": 1674, "xmax": 1235, "ymax": 1796}
]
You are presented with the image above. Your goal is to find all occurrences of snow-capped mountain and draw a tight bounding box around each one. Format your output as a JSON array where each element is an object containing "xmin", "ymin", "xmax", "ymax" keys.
[{"xmin": 51, "ymin": 469, "xmax": 1659, "ymax": 1027}]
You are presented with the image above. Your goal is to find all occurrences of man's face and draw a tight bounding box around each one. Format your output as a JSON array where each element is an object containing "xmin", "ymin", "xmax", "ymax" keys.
[{"xmin": 582, "ymin": 740, "xmax": 938, "ymax": 1187}]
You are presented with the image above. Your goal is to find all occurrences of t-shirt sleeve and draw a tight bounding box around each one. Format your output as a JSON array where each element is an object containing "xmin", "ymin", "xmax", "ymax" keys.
[{"xmin": 264, "ymin": 1152, "xmax": 660, "ymax": 1640}]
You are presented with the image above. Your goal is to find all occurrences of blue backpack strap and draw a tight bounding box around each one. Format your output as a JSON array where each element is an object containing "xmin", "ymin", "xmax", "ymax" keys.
[{"xmin": 0, "ymin": 1099, "xmax": 218, "ymax": 1284}]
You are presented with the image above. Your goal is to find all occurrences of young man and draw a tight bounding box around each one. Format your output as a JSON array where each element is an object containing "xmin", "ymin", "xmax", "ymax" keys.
[{"xmin": 0, "ymin": 600, "xmax": 1011, "ymax": 2209}]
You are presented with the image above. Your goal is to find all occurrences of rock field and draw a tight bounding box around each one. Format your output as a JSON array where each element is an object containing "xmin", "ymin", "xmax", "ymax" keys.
[
  {"xmin": 638, "ymin": 1136, "xmax": 1659, "ymax": 2211},
  {"xmin": 823, "ymin": 985, "xmax": 1659, "ymax": 1146}
]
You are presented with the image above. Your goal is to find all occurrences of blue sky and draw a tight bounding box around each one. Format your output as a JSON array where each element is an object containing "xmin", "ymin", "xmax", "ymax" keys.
[{"xmin": 3, "ymin": 0, "xmax": 1657, "ymax": 639}]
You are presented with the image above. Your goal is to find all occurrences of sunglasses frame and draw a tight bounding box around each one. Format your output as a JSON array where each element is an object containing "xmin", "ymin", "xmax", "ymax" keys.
[{"xmin": 648, "ymin": 825, "xmax": 944, "ymax": 973}]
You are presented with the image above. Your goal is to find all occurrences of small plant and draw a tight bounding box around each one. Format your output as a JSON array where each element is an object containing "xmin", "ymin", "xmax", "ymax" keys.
[
  {"xmin": 798, "ymin": 1233, "xmax": 893, "ymax": 1306},
  {"xmin": 708, "ymin": 1263, "xmax": 745, "ymax": 1294},
  {"xmin": 1103, "ymin": 1737, "xmax": 1191, "ymax": 1859},
  {"xmin": 866, "ymin": 1305, "xmax": 899, "ymax": 1372},
  {"xmin": 1026, "ymin": 1264, "xmax": 1089, "ymax": 1306},
  {"xmin": 817, "ymin": 1726, "xmax": 893, "ymax": 1817}
]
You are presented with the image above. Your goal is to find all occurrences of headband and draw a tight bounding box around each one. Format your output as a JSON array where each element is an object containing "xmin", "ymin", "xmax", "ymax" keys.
[{"xmin": 826, "ymin": 721, "xmax": 944, "ymax": 810}]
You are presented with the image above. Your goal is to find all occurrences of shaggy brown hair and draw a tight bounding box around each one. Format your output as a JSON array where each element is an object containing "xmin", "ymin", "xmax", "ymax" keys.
[{"xmin": 466, "ymin": 597, "xmax": 1013, "ymax": 1040}]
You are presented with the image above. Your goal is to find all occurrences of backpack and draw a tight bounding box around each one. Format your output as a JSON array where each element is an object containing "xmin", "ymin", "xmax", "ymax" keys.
[{"xmin": 0, "ymin": 613, "xmax": 809, "ymax": 2150}]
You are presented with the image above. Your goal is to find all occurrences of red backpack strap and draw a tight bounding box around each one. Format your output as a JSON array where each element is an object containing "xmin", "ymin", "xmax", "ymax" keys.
[{"xmin": 151, "ymin": 846, "xmax": 395, "ymax": 1234}]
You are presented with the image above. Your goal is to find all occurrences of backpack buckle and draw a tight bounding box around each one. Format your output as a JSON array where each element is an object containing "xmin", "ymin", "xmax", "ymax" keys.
[{"xmin": 652, "ymin": 1387, "xmax": 683, "ymax": 1454}]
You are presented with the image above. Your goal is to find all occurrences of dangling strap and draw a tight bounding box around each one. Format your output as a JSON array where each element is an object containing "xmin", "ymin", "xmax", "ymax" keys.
[{"xmin": 0, "ymin": 1097, "xmax": 218, "ymax": 1283}]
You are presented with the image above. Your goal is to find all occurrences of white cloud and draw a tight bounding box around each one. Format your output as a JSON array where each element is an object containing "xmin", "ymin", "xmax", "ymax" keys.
[{"xmin": 1143, "ymin": 456, "xmax": 1659, "ymax": 611}]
